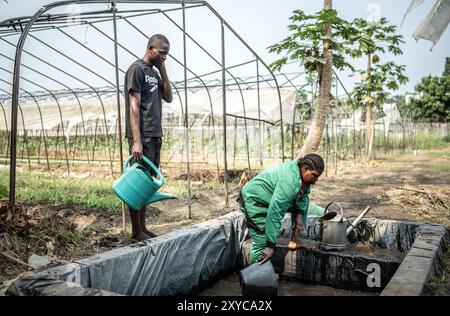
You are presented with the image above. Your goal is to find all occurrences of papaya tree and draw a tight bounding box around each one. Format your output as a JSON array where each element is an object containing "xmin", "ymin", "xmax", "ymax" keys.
[
  {"xmin": 350, "ymin": 18, "xmax": 405, "ymax": 160},
  {"xmin": 352, "ymin": 62, "xmax": 408, "ymax": 156},
  {"xmin": 268, "ymin": 0, "xmax": 362, "ymax": 157}
]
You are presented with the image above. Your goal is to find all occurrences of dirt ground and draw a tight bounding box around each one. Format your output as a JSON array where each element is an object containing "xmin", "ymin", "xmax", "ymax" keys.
[{"xmin": 1, "ymin": 146, "xmax": 449, "ymax": 294}]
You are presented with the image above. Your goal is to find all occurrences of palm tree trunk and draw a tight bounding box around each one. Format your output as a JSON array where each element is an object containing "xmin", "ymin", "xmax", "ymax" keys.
[{"xmin": 300, "ymin": 0, "xmax": 333, "ymax": 157}]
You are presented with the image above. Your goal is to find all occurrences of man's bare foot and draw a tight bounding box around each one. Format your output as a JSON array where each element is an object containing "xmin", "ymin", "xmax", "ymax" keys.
[
  {"xmin": 131, "ymin": 232, "xmax": 150, "ymax": 243},
  {"xmin": 142, "ymin": 229, "xmax": 157, "ymax": 238}
]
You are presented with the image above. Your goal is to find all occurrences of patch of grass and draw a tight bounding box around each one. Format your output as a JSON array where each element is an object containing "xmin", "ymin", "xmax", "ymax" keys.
[
  {"xmin": 411, "ymin": 134, "xmax": 449, "ymax": 150},
  {"xmin": 0, "ymin": 170, "xmax": 212, "ymax": 212},
  {"xmin": 424, "ymin": 163, "xmax": 450, "ymax": 173},
  {"xmin": 425, "ymin": 149, "xmax": 450, "ymax": 159},
  {"xmin": 0, "ymin": 170, "xmax": 120, "ymax": 212},
  {"xmin": 163, "ymin": 180, "xmax": 190, "ymax": 199},
  {"xmin": 424, "ymin": 247, "xmax": 450, "ymax": 296},
  {"xmin": 0, "ymin": 183, "xmax": 7, "ymax": 199}
]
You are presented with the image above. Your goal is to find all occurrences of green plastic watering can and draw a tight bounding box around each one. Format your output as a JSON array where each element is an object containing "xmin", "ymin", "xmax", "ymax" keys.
[
  {"xmin": 308, "ymin": 203, "xmax": 325, "ymax": 216},
  {"xmin": 113, "ymin": 155, "xmax": 176, "ymax": 210}
]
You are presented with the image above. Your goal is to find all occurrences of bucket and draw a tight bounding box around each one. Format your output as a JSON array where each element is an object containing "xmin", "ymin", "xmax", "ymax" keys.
[
  {"xmin": 239, "ymin": 261, "xmax": 278, "ymax": 296},
  {"xmin": 113, "ymin": 155, "xmax": 164, "ymax": 210}
]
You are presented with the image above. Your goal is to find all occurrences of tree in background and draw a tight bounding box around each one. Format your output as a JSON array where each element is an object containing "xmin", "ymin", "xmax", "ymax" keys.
[
  {"xmin": 269, "ymin": 0, "xmax": 359, "ymax": 157},
  {"xmin": 402, "ymin": 58, "xmax": 450, "ymax": 123},
  {"xmin": 350, "ymin": 18, "xmax": 405, "ymax": 161},
  {"xmin": 353, "ymin": 62, "xmax": 408, "ymax": 121}
]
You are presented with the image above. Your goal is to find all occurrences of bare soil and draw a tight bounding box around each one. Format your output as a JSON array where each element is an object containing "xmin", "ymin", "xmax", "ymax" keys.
[{"xmin": 1, "ymin": 146, "xmax": 449, "ymax": 294}]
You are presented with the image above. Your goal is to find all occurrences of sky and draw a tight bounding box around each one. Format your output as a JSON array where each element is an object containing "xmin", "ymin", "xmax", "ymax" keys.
[{"xmin": 0, "ymin": 0, "xmax": 449, "ymax": 96}]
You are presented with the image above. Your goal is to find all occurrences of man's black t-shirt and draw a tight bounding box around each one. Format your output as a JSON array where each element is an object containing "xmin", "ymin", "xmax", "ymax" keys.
[{"xmin": 124, "ymin": 59, "xmax": 164, "ymax": 139}]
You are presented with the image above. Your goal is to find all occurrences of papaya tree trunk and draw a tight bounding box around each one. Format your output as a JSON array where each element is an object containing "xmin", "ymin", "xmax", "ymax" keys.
[
  {"xmin": 300, "ymin": 0, "xmax": 333, "ymax": 157},
  {"xmin": 365, "ymin": 53, "xmax": 374, "ymax": 161}
]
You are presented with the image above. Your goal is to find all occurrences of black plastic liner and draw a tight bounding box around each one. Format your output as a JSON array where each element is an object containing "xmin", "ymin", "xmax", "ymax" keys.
[
  {"xmin": 6, "ymin": 212, "xmax": 448, "ymax": 296},
  {"xmin": 7, "ymin": 212, "xmax": 247, "ymax": 296}
]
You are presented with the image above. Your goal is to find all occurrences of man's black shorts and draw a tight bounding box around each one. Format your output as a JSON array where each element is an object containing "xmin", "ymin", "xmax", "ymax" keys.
[{"xmin": 127, "ymin": 137, "xmax": 162, "ymax": 176}]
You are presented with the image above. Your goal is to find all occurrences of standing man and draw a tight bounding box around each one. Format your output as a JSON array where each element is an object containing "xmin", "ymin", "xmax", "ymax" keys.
[{"xmin": 124, "ymin": 34, "xmax": 173, "ymax": 242}]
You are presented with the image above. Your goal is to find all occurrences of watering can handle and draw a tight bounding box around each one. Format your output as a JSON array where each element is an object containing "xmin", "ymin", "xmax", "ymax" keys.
[
  {"xmin": 123, "ymin": 155, "xmax": 164, "ymax": 186},
  {"xmin": 324, "ymin": 202, "xmax": 344, "ymax": 217}
]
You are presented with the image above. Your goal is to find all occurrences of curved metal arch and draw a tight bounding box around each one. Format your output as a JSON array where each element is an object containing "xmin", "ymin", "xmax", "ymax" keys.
[
  {"xmin": 160, "ymin": 10, "xmax": 252, "ymax": 169},
  {"xmin": 28, "ymin": 34, "xmax": 117, "ymax": 87},
  {"xmin": 83, "ymin": 18, "xmax": 185, "ymax": 127},
  {"xmin": 202, "ymin": 1, "xmax": 285, "ymax": 161},
  {"xmin": 0, "ymin": 52, "xmax": 90, "ymax": 166},
  {"xmin": 289, "ymin": 83, "xmax": 311, "ymax": 160},
  {"xmin": 0, "ymin": 99, "xmax": 10, "ymax": 164},
  {"xmin": 1, "ymin": 36, "xmax": 116, "ymax": 174},
  {"xmin": 0, "ymin": 85, "xmax": 32, "ymax": 168},
  {"xmin": 10, "ymin": 87, "xmax": 51, "ymax": 170},
  {"xmin": 122, "ymin": 16, "xmax": 220, "ymax": 175},
  {"xmin": 23, "ymin": 35, "xmax": 115, "ymax": 175},
  {"xmin": 84, "ymin": 17, "xmax": 186, "ymax": 172},
  {"xmin": 21, "ymin": 91, "xmax": 51, "ymax": 170},
  {"xmin": 7, "ymin": 0, "xmax": 286, "ymax": 208},
  {"xmin": 4, "ymin": 66, "xmax": 70, "ymax": 173}
]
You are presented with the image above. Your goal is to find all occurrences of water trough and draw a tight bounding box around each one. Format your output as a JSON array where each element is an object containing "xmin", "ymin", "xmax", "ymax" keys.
[{"xmin": 5, "ymin": 211, "xmax": 448, "ymax": 296}]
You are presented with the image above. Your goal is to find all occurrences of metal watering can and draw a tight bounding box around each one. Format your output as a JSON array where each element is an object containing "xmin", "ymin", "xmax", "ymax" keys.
[
  {"xmin": 318, "ymin": 202, "xmax": 349, "ymax": 251},
  {"xmin": 113, "ymin": 155, "xmax": 176, "ymax": 210}
]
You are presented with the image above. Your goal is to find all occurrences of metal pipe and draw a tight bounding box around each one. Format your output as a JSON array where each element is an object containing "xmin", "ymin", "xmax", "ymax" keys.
[
  {"xmin": 160, "ymin": 10, "xmax": 252, "ymax": 171},
  {"xmin": 182, "ymin": 3, "xmax": 192, "ymax": 219},
  {"xmin": 28, "ymin": 34, "xmax": 116, "ymax": 87},
  {"xmin": 0, "ymin": 100, "xmax": 9, "ymax": 164},
  {"xmin": 112, "ymin": 2, "xmax": 124, "ymax": 174},
  {"xmin": 0, "ymin": 3, "xmax": 204, "ymax": 34},
  {"xmin": 256, "ymin": 59, "xmax": 262, "ymax": 168},
  {"xmin": 346, "ymin": 206, "xmax": 371, "ymax": 236},
  {"xmin": 112, "ymin": 2, "xmax": 126, "ymax": 231},
  {"xmin": 2, "ymin": 67, "xmax": 71, "ymax": 173},
  {"xmin": 5, "ymin": 0, "xmax": 280, "ymax": 209},
  {"xmin": 291, "ymin": 104, "xmax": 296, "ymax": 160},
  {"xmin": 0, "ymin": 52, "xmax": 89, "ymax": 166},
  {"xmin": 0, "ymin": 89, "xmax": 31, "ymax": 169},
  {"xmin": 0, "ymin": 84, "xmax": 40, "ymax": 169},
  {"xmin": 221, "ymin": 21, "xmax": 228, "ymax": 206},
  {"xmin": 2, "ymin": 37, "xmax": 114, "ymax": 169},
  {"xmin": 123, "ymin": 16, "xmax": 219, "ymax": 174}
]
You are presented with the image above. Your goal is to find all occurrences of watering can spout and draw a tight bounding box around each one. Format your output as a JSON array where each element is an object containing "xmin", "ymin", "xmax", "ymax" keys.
[{"xmin": 146, "ymin": 192, "xmax": 177, "ymax": 204}]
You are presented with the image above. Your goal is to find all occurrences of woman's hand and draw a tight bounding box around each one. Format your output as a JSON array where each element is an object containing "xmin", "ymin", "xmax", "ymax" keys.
[
  {"xmin": 293, "ymin": 213, "xmax": 304, "ymax": 238},
  {"xmin": 257, "ymin": 247, "xmax": 275, "ymax": 264}
]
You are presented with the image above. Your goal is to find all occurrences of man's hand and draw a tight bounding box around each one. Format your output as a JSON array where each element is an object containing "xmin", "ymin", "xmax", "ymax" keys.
[
  {"xmin": 157, "ymin": 61, "xmax": 173, "ymax": 103},
  {"xmin": 156, "ymin": 61, "xmax": 166, "ymax": 71},
  {"xmin": 257, "ymin": 247, "xmax": 274, "ymax": 264},
  {"xmin": 132, "ymin": 140, "xmax": 143, "ymax": 162}
]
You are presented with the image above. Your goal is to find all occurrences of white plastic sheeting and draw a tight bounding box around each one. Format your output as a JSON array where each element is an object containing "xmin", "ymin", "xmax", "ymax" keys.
[
  {"xmin": 413, "ymin": 0, "xmax": 450, "ymax": 48},
  {"xmin": 402, "ymin": 0, "xmax": 427, "ymax": 25},
  {"xmin": 403, "ymin": 0, "xmax": 450, "ymax": 48},
  {"xmin": 0, "ymin": 87, "xmax": 299, "ymax": 135},
  {"xmin": 164, "ymin": 87, "xmax": 298, "ymax": 123}
]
